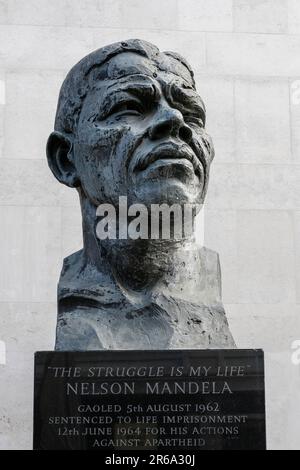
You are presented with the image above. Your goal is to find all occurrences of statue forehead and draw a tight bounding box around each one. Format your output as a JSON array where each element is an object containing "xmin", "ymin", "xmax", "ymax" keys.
[{"xmin": 89, "ymin": 52, "xmax": 195, "ymax": 90}]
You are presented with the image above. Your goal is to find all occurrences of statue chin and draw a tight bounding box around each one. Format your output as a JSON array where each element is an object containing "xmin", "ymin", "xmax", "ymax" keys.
[
  {"xmin": 135, "ymin": 157, "xmax": 199, "ymax": 183},
  {"xmin": 131, "ymin": 181, "xmax": 202, "ymax": 209}
]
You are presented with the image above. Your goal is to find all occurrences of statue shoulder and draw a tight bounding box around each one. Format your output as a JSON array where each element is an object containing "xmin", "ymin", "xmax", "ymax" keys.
[
  {"xmin": 60, "ymin": 250, "xmax": 84, "ymax": 280},
  {"xmin": 199, "ymin": 246, "xmax": 222, "ymax": 303},
  {"xmin": 199, "ymin": 246, "xmax": 221, "ymax": 267}
]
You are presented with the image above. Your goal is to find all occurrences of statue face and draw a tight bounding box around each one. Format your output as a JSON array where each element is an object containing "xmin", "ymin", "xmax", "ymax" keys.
[{"xmin": 72, "ymin": 52, "xmax": 212, "ymax": 208}]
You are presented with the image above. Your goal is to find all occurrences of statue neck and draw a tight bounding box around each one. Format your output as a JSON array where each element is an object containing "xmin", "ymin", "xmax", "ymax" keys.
[{"xmin": 79, "ymin": 194, "xmax": 199, "ymax": 296}]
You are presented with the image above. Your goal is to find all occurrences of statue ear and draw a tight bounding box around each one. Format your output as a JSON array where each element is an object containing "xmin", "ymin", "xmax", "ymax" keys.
[{"xmin": 46, "ymin": 131, "xmax": 80, "ymax": 188}]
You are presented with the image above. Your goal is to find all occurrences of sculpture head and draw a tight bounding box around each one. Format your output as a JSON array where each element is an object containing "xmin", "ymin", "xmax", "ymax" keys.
[{"xmin": 47, "ymin": 39, "xmax": 214, "ymax": 212}]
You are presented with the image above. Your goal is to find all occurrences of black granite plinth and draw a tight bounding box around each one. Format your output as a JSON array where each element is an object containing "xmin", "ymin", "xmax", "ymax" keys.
[{"xmin": 34, "ymin": 350, "xmax": 266, "ymax": 450}]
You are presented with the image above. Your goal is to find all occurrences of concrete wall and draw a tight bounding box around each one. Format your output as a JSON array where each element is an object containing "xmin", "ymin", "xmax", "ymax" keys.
[{"xmin": 0, "ymin": 0, "xmax": 299, "ymax": 450}]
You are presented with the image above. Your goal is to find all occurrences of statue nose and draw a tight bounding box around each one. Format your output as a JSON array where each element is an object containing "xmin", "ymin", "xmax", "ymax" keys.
[{"xmin": 148, "ymin": 106, "xmax": 193, "ymax": 143}]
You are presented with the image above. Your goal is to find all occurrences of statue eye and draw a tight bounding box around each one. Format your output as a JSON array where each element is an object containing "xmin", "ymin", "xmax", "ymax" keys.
[
  {"xmin": 109, "ymin": 100, "xmax": 144, "ymax": 117},
  {"xmin": 184, "ymin": 115, "xmax": 204, "ymax": 128}
]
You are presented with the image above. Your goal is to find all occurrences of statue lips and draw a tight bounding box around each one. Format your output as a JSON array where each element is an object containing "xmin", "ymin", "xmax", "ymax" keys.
[{"xmin": 134, "ymin": 143, "xmax": 202, "ymax": 180}]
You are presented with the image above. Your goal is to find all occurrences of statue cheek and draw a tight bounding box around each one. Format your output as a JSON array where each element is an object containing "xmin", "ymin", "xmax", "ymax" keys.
[
  {"xmin": 77, "ymin": 125, "xmax": 124, "ymax": 149},
  {"xmin": 74, "ymin": 125, "xmax": 143, "ymax": 204},
  {"xmin": 74, "ymin": 127, "xmax": 126, "ymax": 168}
]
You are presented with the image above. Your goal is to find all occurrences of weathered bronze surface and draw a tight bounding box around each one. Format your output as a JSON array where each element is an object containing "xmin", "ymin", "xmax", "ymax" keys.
[{"xmin": 47, "ymin": 39, "xmax": 235, "ymax": 350}]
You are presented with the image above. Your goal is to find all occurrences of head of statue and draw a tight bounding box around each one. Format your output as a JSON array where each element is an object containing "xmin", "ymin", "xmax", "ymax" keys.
[{"xmin": 47, "ymin": 39, "xmax": 214, "ymax": 213}]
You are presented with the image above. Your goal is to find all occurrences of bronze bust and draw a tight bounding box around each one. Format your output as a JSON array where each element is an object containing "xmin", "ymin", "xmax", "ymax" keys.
[{"xmin": 47, "ymin": 39, "xmax": 235, "ymax": 350}]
